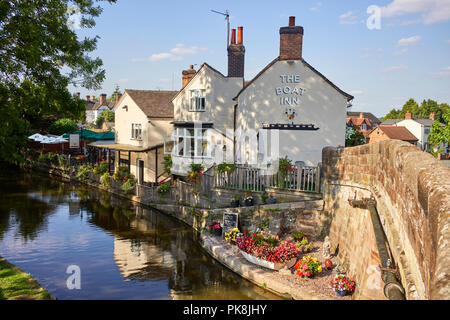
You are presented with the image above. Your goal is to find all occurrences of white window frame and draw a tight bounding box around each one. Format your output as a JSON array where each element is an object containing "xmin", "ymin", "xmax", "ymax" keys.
[
  {"xmin": 173, "ymin": 127, "xmax": 210, "ymax": 158},
  {"xmin": 361, "ymin": 123, "xmax": 367, "ymax": 132},
  {"xmin": 131, "ymin": 123, "xmax": 142, "ymax": 140},
  {"xmin": 189, "ymin": 89, "xmax": 206, "ymax": 112}
]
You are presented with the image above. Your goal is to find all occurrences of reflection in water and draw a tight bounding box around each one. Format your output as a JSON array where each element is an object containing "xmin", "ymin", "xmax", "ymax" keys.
[{"xmin": 0, "ymin": 169, "xmax": 281, "ymax": 300}]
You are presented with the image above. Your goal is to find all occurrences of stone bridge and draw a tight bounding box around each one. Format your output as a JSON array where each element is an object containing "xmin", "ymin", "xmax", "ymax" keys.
[{"xmin": 321, "ymin": 140, "xmax": 450, "ymax": 300}]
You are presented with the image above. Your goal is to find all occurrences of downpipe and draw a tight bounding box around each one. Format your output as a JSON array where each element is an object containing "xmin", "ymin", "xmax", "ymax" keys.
[{"xmin": 348, "ymin": 199, "xmax": 406, "ymax": 300}]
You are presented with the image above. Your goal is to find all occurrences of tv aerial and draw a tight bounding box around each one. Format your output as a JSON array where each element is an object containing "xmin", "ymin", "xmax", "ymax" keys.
[{"xmin": 211, "ymin": 9, "xmax": 230, "ymax": 48}]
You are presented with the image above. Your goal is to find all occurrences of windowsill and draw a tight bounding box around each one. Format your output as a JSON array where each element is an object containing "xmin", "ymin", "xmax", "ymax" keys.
[{"xmin": 188, "ymin": 110, "xmax": 206, "ymax": 112}]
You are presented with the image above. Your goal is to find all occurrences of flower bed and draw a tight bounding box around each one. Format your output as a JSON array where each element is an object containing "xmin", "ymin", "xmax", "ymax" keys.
[{"xmin": 236, "ymin": 232, "xmax": 298, "ymax": 270}]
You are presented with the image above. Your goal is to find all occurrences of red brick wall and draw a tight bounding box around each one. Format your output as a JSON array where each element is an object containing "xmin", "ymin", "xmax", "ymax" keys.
[{"xmin": 322, "ymin": 140, "xmax": 450, "ymax": 299}]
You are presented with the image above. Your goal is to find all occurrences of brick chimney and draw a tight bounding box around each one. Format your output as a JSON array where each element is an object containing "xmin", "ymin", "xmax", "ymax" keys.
[
  {"xmin": 100, "ymin": 94, "xmax": 107, "ymax": 105},
  {"xmin": 228, "ymin": 27, "xmax": 245, "ymax": 78},
  {"xmin": 86, "ymin": 95, "xmax": 90, "ymax": 101},
  {"xmin": 92, "ymin": 95, "xmax": 96, "ymax": 102},
  {"xmin": 405, "ymin": 112, "xmax": 412, "ymax": 120},
  {"xmin": 359, "ymin": 112, "xmax": 364, "ymax": 118},
  {"xmin": 75, "ymin": 92, "xmax": 80, "ymax": 99},
  {"xmin": 182, "ymin": 65, "xmax": 196, "ymax": 88},
  {"xmin": 280, "ymin": 16, "xmax": 304, "ymax": 60},
  {"xmin": 116, "ymin": 93, "xmax": 122, "ymax": 104},
  {"xmin": 430, "ymin": 112, "xmax": 436, "ymax": 121}
]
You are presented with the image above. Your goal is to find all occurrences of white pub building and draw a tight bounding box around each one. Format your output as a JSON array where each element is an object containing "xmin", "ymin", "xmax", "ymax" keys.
[{"xmin": 168, "ymin": 17, "xmax": 353, "ymax": 176}]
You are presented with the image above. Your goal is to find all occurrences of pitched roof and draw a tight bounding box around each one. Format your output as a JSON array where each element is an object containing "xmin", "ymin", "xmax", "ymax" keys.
[
  {"xmin": 93, "ymin": 101, "xmax": 115, "ymax": 111},
  {"xmin": 85, "ymin": 101, "xmax": 96, "ymax": 111},
  {"xmin": 347, "ymin": 117, "xmax": 371, "ymax": 126},
  {"xmin": 347, "ymin": 112, "xmax": 381, "ymax": 125},
  {"xmin": 374, "ymin": 126, "xmax": 418, "ymax": 141},
  {"xmin": 233, "ymin": 57, "xmax": 354, "ymax": 101},
  {"xmin": 381, "ymin": 119, "xmax": 401, "ymax": 126},
  {"xmin": 171, "ymin": 63, "xmax": 230, "ymax": 102},
  {"xmin": 125, "ymin": 89, "xmax": 177, "ymax": 118}
]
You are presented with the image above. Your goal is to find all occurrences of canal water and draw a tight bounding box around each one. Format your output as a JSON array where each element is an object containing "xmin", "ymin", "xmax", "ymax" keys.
[{"xmin": 0, "ymin": 169, "xmax": 280, "ymax": 300}]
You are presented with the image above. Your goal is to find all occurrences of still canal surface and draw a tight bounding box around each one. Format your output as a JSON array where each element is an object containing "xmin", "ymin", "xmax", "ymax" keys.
[{"xmin": 0, "ymin": 169, "xmax": 280, "ymax": 300}]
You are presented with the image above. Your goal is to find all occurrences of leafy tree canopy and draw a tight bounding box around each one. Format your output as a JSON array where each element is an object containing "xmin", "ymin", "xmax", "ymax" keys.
[
  {"xmin": 96, "ymin": 109, "xmax": 114, "ymax": 128},
  {"xmin": 0, "ymin": 0, "xmax": 116, "ymax": 163},
  {"xmin": 383, "ymin": 98, "xmax": 449, "ymax": 123},
  {"xmin": 48, "ymin": 118, "xmax": 78, "ymax": 136},
  {"xmin": 428, "ymin": 108, "xmax": 450, "ymax": 150}
]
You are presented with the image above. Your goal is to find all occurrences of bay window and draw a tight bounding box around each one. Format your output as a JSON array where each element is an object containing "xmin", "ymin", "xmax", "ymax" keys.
[{"xmin": 173, "ymin": 127, "xmax": 209, "ymax": 158}]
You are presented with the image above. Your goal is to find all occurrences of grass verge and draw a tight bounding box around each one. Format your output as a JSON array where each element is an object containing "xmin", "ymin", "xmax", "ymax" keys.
[{"xmin": 0, "ymin": 256, "xmax": 52, "ymax": 300}]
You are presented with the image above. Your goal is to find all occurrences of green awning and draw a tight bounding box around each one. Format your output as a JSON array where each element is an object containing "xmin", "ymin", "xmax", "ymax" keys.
[{"xmin": 62, "ymin": 130, "xmax": 115, "ymax": 141}]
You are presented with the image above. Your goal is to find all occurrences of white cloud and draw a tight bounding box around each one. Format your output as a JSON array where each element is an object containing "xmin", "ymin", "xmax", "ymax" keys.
[
  {"xmin": 149, "ymin": 52, "xmax": 182, "ymax": 62},
  {"xmin": 118, "ymin": 78, "xmax": 129, "ymax": 83},
  {"xmin": 446, "ymin": 39, "xmax": 450, "ymax": 43},
  {"xmin": 350, "ymin": 90, "xmax": 364, "ymax": 95},
  {"xmin": 310, "ymin": 2, "xmax": 323, "ymax": 11},
  {"xmin": 394, "ymin": 48, "xmax": 409, "ymax": 55},
  {"xmin": 381, "ymin": 0, "xmax": 450, "ymax": 24},
  {"xmin": 133, "ymin": 44, "xmax": 208, "ymax": 63},
  {"xmin": 397, "ymin": 35, "xmax": 421, "ymax": 46},
  {"xmin": 381, "ymin": 65, "xmax": 407, "ymax": 73},
  {"xmin": 429, "ymin": 66, "xmax": 450, "ymax": 78},
  {"xmin": 339, "ymin": 11, "xmax": 359, "ymax": 24},
  {"xmin": 170, "ymin": 44, "xmax": 207, "ymax": 55}
]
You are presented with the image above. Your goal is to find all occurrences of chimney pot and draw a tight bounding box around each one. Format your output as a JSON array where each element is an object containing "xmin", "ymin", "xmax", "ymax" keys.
[
  {"xmin": 430, "ymin": 112, "xmax": 436, "ymax": 121},
  {"xmin": 228, "ymin": 27, "xmax": 245, "ymax": 78},
  {"xmin": 405, "ymin": 112, "xmax": 412, "ymax": 120},
  {"xmin": 289, "ymin": 16, "xmax": 296, "ymax": 26},
  {"xmin": 116, "ymin": 93, "xmax": 122, "ymax": 103},
  {"xmin": 231, "ymin": 29, "xmax": 236, "ymax": 45},
  {"xmin": 360, "ymin": 112, "xmax": 364, "ymax": 118},
  {"xmin": 237, "ymin": 26, "xmax": 243, "ymax": 44},
  {"xmin": 86, "ymin": 95, "xmax": 90, "ymax": 101}
]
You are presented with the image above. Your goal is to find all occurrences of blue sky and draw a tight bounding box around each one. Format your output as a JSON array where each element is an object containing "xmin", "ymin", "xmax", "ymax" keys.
[{"xmin": 70, "ymin": 0, "xmax": 450, "ymax": 117}]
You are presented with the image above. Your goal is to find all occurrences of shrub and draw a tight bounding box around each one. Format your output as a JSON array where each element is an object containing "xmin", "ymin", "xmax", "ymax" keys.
[
  {"xmin": 93, "ymin": 159, "xmax": 108, "ymax": 175},
  {"xmin": 48, "ymin": 118, "xmax": 78, "ymax": 136},
  {"xmin": 101, "ymin": 172, "xmax": 111, "ymax": 187},
  {"xmin": 122, "ymin": 179, "xmax": 136, "ymax": 195},
  {"xmin": 163, "ymin": 154, "xmax": 172, "ymax": 175},
  {"xmin": 187, "ymin": 163, "xmax": 204, "ymax": 185},
  {"xmin": 294, "ymin": 255, "xmax": 322, "ymax": 277},
  {"xmin": 113, "ymin": 166, "xmax": 132, "ymax": 182},
  {"xmin": 291, "ymin": 230, "xmax": 305, "ymax": 240},
  {"xmin": 157, "ymin": 183, "xmax": 171, "ymax": 195},
  {"xmin": 216, "ymin": 162, "xmax": 236, "ymax": 175},
  {"xmin": 77, "ymin": 165, "xmax": 92, "ymax": 182}
]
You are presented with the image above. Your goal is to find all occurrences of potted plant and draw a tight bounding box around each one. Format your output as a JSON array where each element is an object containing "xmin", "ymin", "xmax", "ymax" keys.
[
  {"xmin": 157, "ymin": 183, "xmax": 171, "ymax": 197},
  {"xmin": 210, "ymin": 222, "xmax": 222, "ymax": 236},
  {"xmin": 236, "ymin": 231, "xmax": 298, "ymax": 270},
  {"xmin": 243, "ymin": 191, "xmax": 254, "ymax": 207},
  {"xmin": 295, "ymin": 236, "xmax": 313, "ymax": 253},
  {"xmin": 231, "ymin": 194, "xmax": 240, "ymax": 208},
  {"xmin": 269, "ymin": 196, "xmax": 276, "ymax": 204},
  {"xmin": 329, "ymin": 274, "xmax": 356, "ymax": 297},
  {"xmin": 224, "ymin": 228, "xmax": 240, "ymax": 244},
  {"xmin": 294, "ymin": 255, "xmax": 323, "ymax": 278}
]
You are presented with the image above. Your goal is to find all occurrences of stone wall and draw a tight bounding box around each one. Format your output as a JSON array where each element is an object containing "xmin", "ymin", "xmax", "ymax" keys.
[{"xmin": 322, "ymin": 140, "xmax": 450, "ymax": 300}]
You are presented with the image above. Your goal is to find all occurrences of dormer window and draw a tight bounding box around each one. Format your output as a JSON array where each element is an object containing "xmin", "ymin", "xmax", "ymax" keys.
[
  {"xmin": 189, "ymin": 89, "xmax": 206, "ymax": 112},
  {"xmin": 361, "ymin": 123, "xmax": 367, "ymax": 131}
]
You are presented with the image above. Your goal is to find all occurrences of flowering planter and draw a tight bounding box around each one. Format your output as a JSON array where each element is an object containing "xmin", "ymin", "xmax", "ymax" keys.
[
  {"xmin": 240, "ymin": 250, "xmax": 297, "ymax": 271},
  {"xmin": 336, "ymin": 289, "xmax": 348, "ymax": 297},
  {"xmin": 230, "ymin": 200, "xmax": 240, "ymax": 208},
  {"xmin": 244, "ymin": 199, "xmax": 254, "ymax": 207}
]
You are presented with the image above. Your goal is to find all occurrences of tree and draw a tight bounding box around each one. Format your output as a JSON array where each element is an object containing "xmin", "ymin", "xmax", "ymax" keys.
[
  {"xmin": 48, "ymin": 118, "xmax": 78, "ymax": 136},
  {"xmin": 96, "ymin": 110, "xmax": 114, "ymax": 128},
  {"xmin": 383, "ymin": 98, "xmax": 449, "ymax": 123},
  {"xmin": 108, "ymin": 84, "xmax": 121, "ymax": 103},
  {"xmin": 428, "ymin": 108, "xmax": 450, "ymax": 152},
  {"xmin": 0, "ymin": 0, "xmax": 116, "ymax": 163}
]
